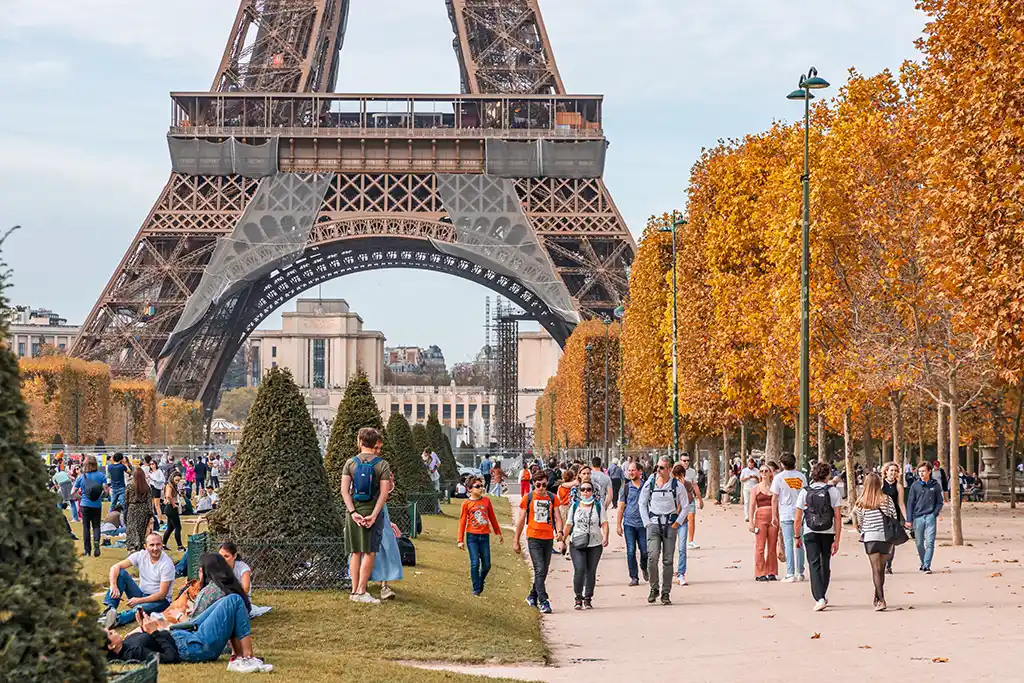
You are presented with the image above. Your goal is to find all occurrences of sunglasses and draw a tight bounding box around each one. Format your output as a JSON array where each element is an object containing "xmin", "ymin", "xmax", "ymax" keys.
[
  {"xmin": 534, "ymin": 481, "xmax": 548, "ymax": 486},
  {"xmin": 470, "ymin": 484, "xmax": 483, "ymax": 489},
  {"xmin": 580, "ymin": 486, "xmax": 593, "ymax": 492},
  {"xmin": 658, "ymin": 465, "xmax": 667, "ymax": 471}
]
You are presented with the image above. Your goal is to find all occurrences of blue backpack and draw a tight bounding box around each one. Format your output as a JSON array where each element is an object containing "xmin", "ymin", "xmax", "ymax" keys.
[{"xmin": 352, "ymin": 457, "xmax": 383, "ymax": 502}]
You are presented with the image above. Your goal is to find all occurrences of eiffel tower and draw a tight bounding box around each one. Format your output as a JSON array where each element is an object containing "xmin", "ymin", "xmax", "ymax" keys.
[{"xmin": 72, "ymin": 0, "xmax": 635, "ymax": 409}]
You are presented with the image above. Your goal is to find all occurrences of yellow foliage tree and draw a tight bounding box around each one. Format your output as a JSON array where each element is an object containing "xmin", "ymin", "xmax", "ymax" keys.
[
  {"xmin": 156, "ymin": 396, "xmax": 204, "ymax": 446},
  {"xmin": 553, "ymin": 320, "xmax": 621, "ymax": 450},
  {"xmin": 19, "ymin": 356, "xmax": 111, "ymax": 446},
  {"xmin": 109, "ymin": 380, "xmax": 158, "ymax": 445}
]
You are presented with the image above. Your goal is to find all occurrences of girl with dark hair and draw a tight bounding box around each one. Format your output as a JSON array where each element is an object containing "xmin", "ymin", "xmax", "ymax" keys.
[
  {"xmin": 125, "ymin": 467, "xmax": 153, "ymax": 551},
  {"xmin": 192, "ymin": 553, "xmax": 251, "ymax": 618},
  {"xmin": 162, "ymin": 473, "xmax": 185, "ymax": 551},
  {"xmin": 217, "ymin": 542, "xmax": 253, "ymax": 597}
]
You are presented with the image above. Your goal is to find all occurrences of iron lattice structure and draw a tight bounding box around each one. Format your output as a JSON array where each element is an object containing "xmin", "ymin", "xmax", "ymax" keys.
[
  {"xmin": 73, "ymin": 0, "xmax": 636, "ymax": 409},
  {"xmin": 494, "ymin": 300, "xmax": 526, "ymax": 450}
]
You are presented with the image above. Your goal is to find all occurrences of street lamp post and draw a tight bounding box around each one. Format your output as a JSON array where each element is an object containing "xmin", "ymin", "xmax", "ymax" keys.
[
  {"xmin": 603, "ymin": 318, "xmax": 611, "ymax": 463},
  {"xmin": 585, "ymin": 343, "xmax": 593, "ymax": 449},
  {"xmin": 659, "ymin": 215, "xmax": 687, "ymax": 458},
  {"xmin": 161, "ymin": 400, "xmax": 168, "ymax": 447},
  {"xmin": 614, "ymin": 301, "xmax": 627, "ymax": 460},
  {"xmin": 787, "ymin": 67, "xmax": 830, "ymax": 470},
  {"xmin": 72, "ymin": 390, "xmax": 82, "ymax": 447}
]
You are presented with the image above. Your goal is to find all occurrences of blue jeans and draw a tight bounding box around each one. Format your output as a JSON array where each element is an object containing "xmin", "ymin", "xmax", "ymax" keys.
[
  {"xmin": 110, "ymin": 486, "xmax": 126, "ymax": 511},
  {"xmin": 675, "ymin": 518, "xmax": 689, "ymax": 576},
  {"xmin": 175, "ymin": 554, "xmax": 189, "ymax": 578},
  {"xmin": 623, "ymin": 524, "xmax": 648, "ymax": 581},
  {"xmin": 171, "ymin": 594, "xmax": 252, "ymax": 663},
  {"xmin": 103, "ymin": 569, "xmax": 170, "ymax": 626},
  {"xmin": 780, "ymin": 520, "xmax": 805, "ymax": 577},
  {"xmin": 465, "ymin": 532, "xmax": 491, "ymax": 594},
  {"xmin": 913, "ymin": 513, "xmax": 937, "ymax": 569}
]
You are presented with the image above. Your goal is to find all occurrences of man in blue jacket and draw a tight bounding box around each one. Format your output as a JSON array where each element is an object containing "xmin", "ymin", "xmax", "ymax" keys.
[{"xmin": 905, "ymin": 460, "xmax": 943, "ymax": 573}]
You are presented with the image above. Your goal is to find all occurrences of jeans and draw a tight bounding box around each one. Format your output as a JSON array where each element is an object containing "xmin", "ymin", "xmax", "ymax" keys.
[
  {"xmin": 70, "ymin": 499, "xmax": 80, "ymax": 522},
  {"xmin": 913, "ymin": 513, "xmax": 937, "ymax": 569},
  {"xmin": 526, "ymin": 537, "xmax": 554, "ymax": 603},
  {"xmin": 175, "ymin": 554, "xmax": 188, "ymax": 578},
  {"xmin": 803, "ymin": 533, "xmax": 835, "ymax": 602},
  {"xmin": 81, "ymin": 505, "xmax": 102, "ymax": 556},
  {"xmin": 780, "ymin": 520, "xmax": 805, "ymax": 577},
  {"xmin": 646, "ymin": 523, "xmax": 677, "ymax": 595},
  {"xmin": 569, "ymin": 544, "xmax": 603, "ymax": 599},
  {"xmin": 466, "ymin": 532, "xmax": 491, "ymax": 594},
  {"xmin": 675, "ymin": 518, "xmax": 689, "ymax": 577},
  {"xmin": 110, "ymin": 486, "xmax": 126, "ymax": 511},
  {"xmin": 623, "ymin": 524, "xmax": 648, "ymax": 581},
  {"xmin": 103, "ymin": 569, "xmax": 171, "ymax": 626},
  {"xmin": 171, "ymin": 593, "xmax": 252, "ymax": 663}
]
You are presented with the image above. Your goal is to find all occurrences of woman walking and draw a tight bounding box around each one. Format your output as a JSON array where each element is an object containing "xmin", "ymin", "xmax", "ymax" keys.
[
  {"xmin": 146, "ymin": 458, "xmax": 166, "ymax": 527},
  {"xmin": 881, "ymin": 462, "xmax": 905, "ymax": 574},
  {"xmin": 162, "ymin": 473, "xmax": 185, "ymax": 551},
  {"xmin": 563, "ymin": 481, "xmax": 609, "ymax": 609},
  {"xmin": 125, "ymin": 467, "xmax": 153, "ymax": 551},
  {"xmin": 748, "ymin": 463, "xmax": 779, "ymax": 581},
  {"xmin": 71, "ymin": 455, "xmax": 109, "ymax": 557},
  {"xmin": 520, "ymin": 462, "xmax": 532, "ymax": 497},
  {"xmin": 854, "ymin": 473, "xmax": 898, "ymax": 611},
  {"xmin": 490, "ymin": 462, "xmax": 505, "ymax": 497}
]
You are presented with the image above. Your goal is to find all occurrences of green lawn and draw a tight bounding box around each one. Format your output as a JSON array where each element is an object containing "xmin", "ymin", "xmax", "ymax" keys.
[{"xmin": 73, "ymin": 500, "xmax": 545, "ymax": 682}]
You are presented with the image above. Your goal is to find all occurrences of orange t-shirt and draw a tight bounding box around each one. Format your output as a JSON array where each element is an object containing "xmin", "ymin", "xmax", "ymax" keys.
[
  {"xmin": 458, "ymin": 497, "xmax": 502, "ymax": 542},
  {"xmin": 556, "ymin": 483, "xmax": 575, "ymax": 508},
  {"xmin": 521, "ymin": 468, "xmax": 531, "ymax": 482},
  {"xmin": 520, "ymin": 490, "xmax": 559, "ymax": 540}
]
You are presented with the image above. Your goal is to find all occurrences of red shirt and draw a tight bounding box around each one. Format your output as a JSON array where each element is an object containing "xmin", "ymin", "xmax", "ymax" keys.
[{"xmin": 458, "ymin": 497, "xmax": 502, "ymax": 542}]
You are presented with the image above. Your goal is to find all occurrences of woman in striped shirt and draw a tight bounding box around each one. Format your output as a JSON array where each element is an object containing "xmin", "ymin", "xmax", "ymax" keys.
[{"xmin": 854, "ymin": 473, "xmax": 898, "ymax": 611}]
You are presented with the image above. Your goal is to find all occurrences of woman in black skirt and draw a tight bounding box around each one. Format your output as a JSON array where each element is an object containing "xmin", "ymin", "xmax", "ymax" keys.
[{"xmin": 854, "ymin": 473, "xmax": 898, "ymax": 611}]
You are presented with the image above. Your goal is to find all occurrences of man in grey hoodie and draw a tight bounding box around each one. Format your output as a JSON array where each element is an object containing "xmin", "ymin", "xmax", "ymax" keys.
[{"xmin": 638, "ymin": 455, "xmax": 689, "ymax": 605}]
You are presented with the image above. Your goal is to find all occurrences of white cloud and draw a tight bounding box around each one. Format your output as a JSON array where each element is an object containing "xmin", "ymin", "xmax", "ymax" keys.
[{"xmin": 0, "ymin": 58, "xmax": 68, "ymax": 83}]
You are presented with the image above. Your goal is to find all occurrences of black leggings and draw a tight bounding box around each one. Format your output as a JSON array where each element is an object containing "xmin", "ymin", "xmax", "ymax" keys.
[
  {"xmin": 162, "ymin": 506, "xmax": 183, "ymax": 548},
  {"xmin": 81, "ymin": 506, "xmax": 102, "ymax": 556}
]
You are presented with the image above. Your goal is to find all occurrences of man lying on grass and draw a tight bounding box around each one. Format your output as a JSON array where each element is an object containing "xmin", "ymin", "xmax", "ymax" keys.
[{"xmin": 105, "ymin": 593, "xmax": 272, "ymax": 674}]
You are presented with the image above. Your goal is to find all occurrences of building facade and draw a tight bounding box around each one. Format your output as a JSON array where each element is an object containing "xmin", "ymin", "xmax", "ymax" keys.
[
  {"xmin": 516, "ymin": 329, "xmax": 562, "ymax": 431},
  {"xmin": 5, "ymin": 306, "xmax": 79, "ymax": 358}
]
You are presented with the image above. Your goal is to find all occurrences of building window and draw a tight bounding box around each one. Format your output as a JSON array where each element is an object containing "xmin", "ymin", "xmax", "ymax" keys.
[
  {"xmin": 31, "ymin": 343, "xmax": 39, "ymax": 357},
  {"xmin": 58, "ymin": 343, "xmax": 65, "ymax": 350},
  {"xmin": 416, "ymin": 404, "xmax": 425, "ymax": 419},
  {"xmin": 17, "ymin": 342, "xmax": 25, "ymax": 357},
  {"xmin": 271, "ymin": 346, "xmax": 277, "ymax": 358},
  {"xmin": 312, "ymin": 339, "xmax": 326, "ymax": 389},
  {"xmin": 456, "ymin": 404, "xmax": 465, "ymax": 419},
  {"xmin": 481, "ymin": 404, "xmax": 490, "ymax": 420},
  {"xmin": 469, "ymin": 404, "xmax": 477, "ymax": 418},
  {"xmin": 251, "ymin": 355, "xmax": 261, "ymax": 386},
  {"xmin": 442, "ymin": 404, "xmax": 451, "ymax": 420},
  {"xmin": 403, "ymin": 403, "xmax": 412, "ymax": 417},
  {"xmin": 390, "ymin": 403, "xmax": 400, "ymax": 415}
]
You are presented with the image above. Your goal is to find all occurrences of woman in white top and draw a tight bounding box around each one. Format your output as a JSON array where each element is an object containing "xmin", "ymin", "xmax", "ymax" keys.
[
  {"xmin": 217, "ymin": 542, "xmax": 252, "ymax": 596},
  {"xmin": 854, "ymin": 472, "xmax": 898, "ymax": 612},
  {"xmin": 562, "ymin": 482, "xmax": 609, "ymax": 610}
]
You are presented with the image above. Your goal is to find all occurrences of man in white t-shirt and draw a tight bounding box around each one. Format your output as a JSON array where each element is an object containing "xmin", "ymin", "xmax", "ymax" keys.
[
  {"xmin": 740, "ymin": 457, "xmax": 760, "ymax": 523},
  {"xmin": 770, "ymin": 453, "xmax": 808, "ymax": 582},
  {"xmin": 101, "ymin": 533, "xmax": 175, "ymax": 628},
  {"xmin": 794, "ymin": 461, "xmax": 843, "ymax": 611}
]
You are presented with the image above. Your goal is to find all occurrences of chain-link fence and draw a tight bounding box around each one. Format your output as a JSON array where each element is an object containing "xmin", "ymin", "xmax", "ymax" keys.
[
  {"xmin": 407, "ymin": 491, "xmax": 443, "ymax": 515},
  {"xmin": 110, "ymin": 654, "xmax": 158, "ymax": 683},
  {"xmin": 188, "ymin": 533, "xmax": 349, "ymax": 590}
]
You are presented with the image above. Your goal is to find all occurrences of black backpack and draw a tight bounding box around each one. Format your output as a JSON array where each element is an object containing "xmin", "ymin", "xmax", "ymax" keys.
[
  {"xmin": 397, "ymin": 536, "xmax": 416, "ymax": 566},
  {"xmin": 83, "ymin": 475, "xmax": 104, "ymax": 502},
  {"xmin": 804, "ymin": 485, "xmax": 834, "ymax": 532}
]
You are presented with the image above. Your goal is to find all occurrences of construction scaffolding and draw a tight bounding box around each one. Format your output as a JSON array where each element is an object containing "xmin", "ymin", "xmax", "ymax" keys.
[{"xmin": 494, "ymin": 299, "xmax": 527, "ymax": 450}]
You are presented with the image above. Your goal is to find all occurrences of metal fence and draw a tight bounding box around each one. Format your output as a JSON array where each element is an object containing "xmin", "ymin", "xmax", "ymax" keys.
[{"xmin": 110, "ymin": 654, "xmax": 158, "ymax": 683}]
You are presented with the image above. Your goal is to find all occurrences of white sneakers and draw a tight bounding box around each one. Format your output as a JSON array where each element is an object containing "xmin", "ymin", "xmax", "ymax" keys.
[
  {"xmin": 781, "ymin": 574, "xmax": 806, "ymax": 584},
  {"xmin": 687, "ymin": 541, "xmax": 699, "ymax": 550},
  {"xmin": 813, "ymin": 598, "xmax": 828, "ymax": 612},
  {"xmin": 797, "ymin": 574, "xmax": 806, "ymax": 582},
  {"xmin": 227, "ymin": 656, "xmax": 274, "ymax": 673},
  {"xmin": 350, "ymin": 592, "xmax": 381, "ymax": 604},
  {"xmin": 675, "ymin": 575, "xmax": 688, "ymax": 586},
  {"xmin": 380, "ymin": 585, "xmax": 396, "ymax": 601}
]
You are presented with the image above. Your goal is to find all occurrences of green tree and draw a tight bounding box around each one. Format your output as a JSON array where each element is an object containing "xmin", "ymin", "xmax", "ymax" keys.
[
  {"xmin": 0, "ymin": 248, "xmax": 107, "ymax": 682},
  {"xmin": 383, "ymin": 412, "xmax": 434, "ymax": 505},
  {"xmin": 411, "ymin": 423, "xmax": 428, "ymax": 455},
  {"xmin": 215, "ymin": 387, "xmax": 259, "ymax": 425},
  {"xmin": 324, "ymin": 370, "xmax": 384, "ymax": 502},
  {"xmin": 209, "ymin": 367, "xmax": 342, "ymax": 538}
]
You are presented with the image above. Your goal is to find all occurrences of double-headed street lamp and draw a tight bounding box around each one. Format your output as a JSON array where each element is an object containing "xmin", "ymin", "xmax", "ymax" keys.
[
  {"xmin": 787, "ymin": 67, "xmax": 830, "ymax": 469},
  {"xmin": 602, "ymin": 317, "xmax": 611, "ymax": 463},
  {"xmin": 584, "ymin": 343, "xmax": 593, "ymax": 449},
  {"xmin": 659, "ymin": 215, "xmax": 687, "ymax": 458}
]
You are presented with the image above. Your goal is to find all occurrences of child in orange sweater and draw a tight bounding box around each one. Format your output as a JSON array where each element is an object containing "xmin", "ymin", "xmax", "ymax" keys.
[{"xmin": 457, "ymin": 477, "xmax": 504, "ymax": 596}]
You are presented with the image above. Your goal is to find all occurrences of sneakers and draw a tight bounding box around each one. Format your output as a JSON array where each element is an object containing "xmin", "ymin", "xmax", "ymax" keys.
[
  {"xmin": 755, "ymin": 576, "xmax": 768, "ymax": 582},
  {"xmin": 526, "ymin": 595, "xmax": 538, "ymax": 608},
  {"xmin": 641, "ymin": 566, "xmax": 649, "ymax": 583},
  {"xmin": 813, "ymin": 598, "xmax": 827, "ymax": 612},
  {"xmin": 352, "ymin": 592, "xmax": 380, "ymax": 605},
  {"xmin": 574, "ymin": 597, "xmax": 583, "ymax": 610},
  {"xmin": 781, "ymin": 575, "xmax": 797, "ymax": 583},
  {"xmin": 687, "ymin": 541, "xmax": 699, "ymax": 550},
  {"xmin": 923, "ymin": 567, "xmax": 932, "ymax": 574},
  {"xmin": 661, "ymin": 593, "xmax": 672, "ymax": 606},
  {"xmin": 101, "ymin": 607, "xmax": 118, "ymax": 629},
  {"xmin": 583, "ymin": 598, "xmax": 593, "ymax": 610},
  {"xmin": 227, "ymin": 656, "xmax": 274, "ymax": 673},
  {"xmin": 797, "ymin": 574, "xmax": 807, "ymax": 582},
  {"xmin": 539, "ymin": 600, "xmax": 553, "ymax": 614},
  {"xmin": 874, "ymin": 600, "xmax": 887, "ymax": 612},
  {"xmin": 380, "ymin": 585, "xmax": 396, "ymax": 601},
  {"xmin": 648, "ymin": 587, "xmax": 658, "ymax": 604},
  {"xmin": 628, "ymin": 578, "xmax": 639, "ymax": 587},
  {"xmin": 767, "ymin": 575, "xmax": 778, "ymax": 581}
]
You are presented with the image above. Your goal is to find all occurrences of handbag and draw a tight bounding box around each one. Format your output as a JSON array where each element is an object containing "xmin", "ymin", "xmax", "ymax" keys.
[{"xmin": 883, "ymin": 508, "xmax": 909, "ymax": 546}]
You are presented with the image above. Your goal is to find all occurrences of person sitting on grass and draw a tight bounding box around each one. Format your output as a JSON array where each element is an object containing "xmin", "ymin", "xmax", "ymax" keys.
[
  {"xmin": 101, "ymin": 505, "xmax": 126, "ymax": 537},
  {"xmin": 104, "ymin": 593, "xmax": 272, "ymax": 673},
  {"xmin": 101, "ymin": 533, "xmax": 175, "ymax": 628},
  {"xmin": 218, "ymin": 541, "xmax": 273, "ymax": 617}
]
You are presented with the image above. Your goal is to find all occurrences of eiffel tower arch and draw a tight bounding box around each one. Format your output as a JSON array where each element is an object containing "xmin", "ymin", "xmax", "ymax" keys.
[{"xmin": 72, "ymin": 0, "xmax": 636, "ymax": 410}]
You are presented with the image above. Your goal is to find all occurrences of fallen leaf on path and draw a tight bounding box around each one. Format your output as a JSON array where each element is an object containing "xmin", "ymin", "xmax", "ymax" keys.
[
  {"xmin": 724, "ymin": 565, "xmax": 740, "ymax": 569},
  {"xmin": 762, "ymin": 614, "xmax": 775, "ymax": 619},
  {"xmin": 942, "ymin": 600, "xmax": 952, "ymax": 604},
  {"xmin": 933, "ymin": 657, "xmax": 949, "ymax": 663},
  {"xmin": 761, "ymin": 607, "xmax": 771, "ymax": 611},
  {"xmin": 991, "ymin": 572, "xmax": 1003, "ymax": 578},
  {"xmin": 904, "ymin": 591, "xmax": 914, "ymax": 595},
  {"xmin": 858, "ymin": 645, "xmax": 872, "ymax": 649},
  {"xmin": 810, "ymin": 633, "xmax": 821, "ymax": 639}
]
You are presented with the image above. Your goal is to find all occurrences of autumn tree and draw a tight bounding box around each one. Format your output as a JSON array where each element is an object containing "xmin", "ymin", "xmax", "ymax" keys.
[{"xmin": 216, "ymin": 386, "xmax": 258, "ymax": 424}]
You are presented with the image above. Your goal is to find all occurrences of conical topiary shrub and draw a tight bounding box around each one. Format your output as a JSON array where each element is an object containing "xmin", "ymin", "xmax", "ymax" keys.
[
  {"xmin": 324, "ymin": 370, "xmax": 383, "ymax": 504},
  {"xmin": 0, "ymin": 245, "xmax": 108, "ymax": 681},
  {"xmin": 383, "ymin": 412, "xmax": 433, "ymax": 505},
  {"xmin": 426, "ymin": 411, "xmax": 459, "ymax": 482},
  {"xmin": 209, "ymin": 367, "xmax": 342, "ymax": 539},
  {"xmin": 411, "ymin": 423, "xmax": 428, "ymax": 455}
]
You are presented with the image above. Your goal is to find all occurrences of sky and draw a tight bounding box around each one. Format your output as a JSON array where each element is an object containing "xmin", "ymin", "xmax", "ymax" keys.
[{"xmin": 0, "ymin": 0, "xmax": 927, "ymax": 364}]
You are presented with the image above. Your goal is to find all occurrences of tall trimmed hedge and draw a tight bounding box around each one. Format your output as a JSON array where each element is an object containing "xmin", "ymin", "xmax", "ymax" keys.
[
  {"xmin": 426, "ymin": 411, "xmax": 459, "ymax": 481},
  {"xmin": 0, "ymin": 251, "xmax": 107, "ymax": 681},
  {"xmin": 411, "ymin": 423, "xmax": 428, "ymax": 455},
  {"xmin": 209, "ymin": 367, "xmax": 342, "ymax": 538},
  {"xmin": 324, "ymin": 370, "xmax": 384, "ymax": 503},
  {"xmin": 383, "ymin": 412, "xmax": 433, "ymax": 505}
]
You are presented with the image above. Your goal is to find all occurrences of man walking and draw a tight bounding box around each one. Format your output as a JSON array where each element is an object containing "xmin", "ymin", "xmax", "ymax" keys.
[
  {"xmin": 589, "ymin": 457, "xmax": 613, "ymax": 510},
  {"xmin": 906, "ymin": 460, "xmax": 943, "ymax": 573},
  {"xmin": 513, "ymin": 472, "xmax": 563, "ymax": 614},
  {"xmin": 617, "ymin": 461, "xmax": 648, "ymax": 586},
  {"xmin": 608, "ymin": 459, "xmax": 623, "ymax": 507},
  {"xmin": 342, "ymin": 428, "xmax": 393, "ymax": 604},
  {"xmin": 638, "ymin": 455, "xmax": 689, "ymax": 605},
  {"xmin": 679, "ymin": 452, "xmax": 701, "ymax": 550},
  {"xmin": 479, "ymin": 454, "xmax": 493, "ymax": 492},
  {"xmin": 106, "ymin": 453, "xmax": 130, "ymax": 511},
  {"xmin": 771, "ymin": 453, "xmax": 807, "ymax": 582},
  {"xmin": 794, "ymin": 462, "xmax": 843, "ymax": 611},
  {"xmin": 193, "ymin": 456, "xmax": 208, "ymax": 492}
]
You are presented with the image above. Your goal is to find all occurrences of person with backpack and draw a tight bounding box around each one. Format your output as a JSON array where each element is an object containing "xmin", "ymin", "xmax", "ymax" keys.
[
  {"xmin": 638, "ymin": 455, "xmax": 689, "ymax": 605},
  {"xmin": 457, "ymin": 476, "xmax": 503, "ymax": 596},
  {"xmin": 341, "ymin": 427, "xmax": 393, "ymax": 604},
  {"xmin": 794, "ymin": 461, "xmax": 843, "ymax": 611},
  {"xmin": 513, "ymin": 471, "xmax": 564, "ymax": 614},
  {"xmin": 771, "ymin": 453, "xmax": 808, "ymax": 582},
  {"xmin": 563, "ymin": 480, "xmax": 609, "ymax": 609},
  {"xmin": 72, "ymin": 455, "xmax": 109, "ymax": 557},
  {"xmin": 544, "ymin": 457, "xmax": 561, "ymax": 489},
  {"xmin": 617, "ymin": 461, "xmax": 649, "ymax": 586}
]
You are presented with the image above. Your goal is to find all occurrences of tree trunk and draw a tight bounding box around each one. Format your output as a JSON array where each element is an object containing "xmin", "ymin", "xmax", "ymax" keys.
[
  {"xmin": 881, "ymin": 439, "xmax": 891, "ymax": 465},
  {"xmin": 863, "ymin": 411, "xmax": 875, "ymax": 470},
  {"xmin": 723, "ymin": 424, "xmax": 732, "ymax": 475},
  {"xmin": 844, "ymin": 407, "xmax": 856, "ymax": 520},
  {"xmin": 682, "ymin": 433, "xmax": 697, "ymax": 460},
  {"xmin": 706, "ymin": 437, "xmax": 721, "ymax": 504},
  {"xmin": 1012, "ymin": 380, "xmax": 1023, "ymax": 509},
  {"xmin": 765, "ymin": 412, "xmax": 784, "ymax": 463},
  {"xmin": 916, "ymin": 403, "xmax": 925, "ymax": 467},
  {"xmin": 937, "ymin": 403, "xmax": 947, "ymax": 472},
  {"xmin": 740, "ymin": 419, "xmax": 748, "ymax": 460},
  {"xmin": 817, "ymin": 410, "xmax": 826, "ymax": 463},
  {"xmin": 890, "ymin": 390, "xmax": 904, "ymax": 474},
  {"xmin": 948, "ymin": 379, "xmax": 963, "ymax": 545}
]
